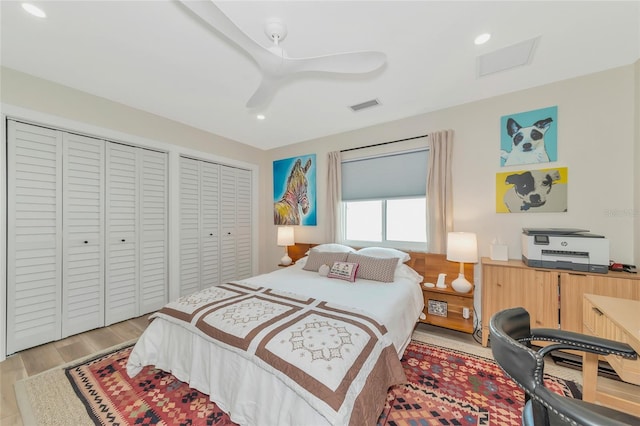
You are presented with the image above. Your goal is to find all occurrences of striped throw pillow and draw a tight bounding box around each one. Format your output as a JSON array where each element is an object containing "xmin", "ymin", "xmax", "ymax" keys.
[
  {"xmin": 302, "ymin": 251, "xmax": 349, "ymax": 272},
  {"xmin": 346, "ymin": 253, "xmax": 398, "ymax": 282}
]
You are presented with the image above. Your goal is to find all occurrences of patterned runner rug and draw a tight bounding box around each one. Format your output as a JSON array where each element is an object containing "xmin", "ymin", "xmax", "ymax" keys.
[{"xmin": 64, "ymin": 340, "xmax": 580, "ymax": 425}]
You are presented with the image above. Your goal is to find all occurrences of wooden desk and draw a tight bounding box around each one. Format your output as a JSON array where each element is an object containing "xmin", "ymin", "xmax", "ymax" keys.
[{"xmin": 582, "ymin": 294, "xmax": 640, "ymax": 415}]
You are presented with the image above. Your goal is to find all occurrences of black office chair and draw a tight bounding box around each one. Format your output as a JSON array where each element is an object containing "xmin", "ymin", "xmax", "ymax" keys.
[{"xmin": 489, "ymin": 307, "xmax": 639, "ymax": 426}]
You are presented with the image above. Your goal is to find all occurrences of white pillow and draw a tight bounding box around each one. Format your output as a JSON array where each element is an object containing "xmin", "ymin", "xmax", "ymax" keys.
[
  {"xmin": 356, "ymin": 247, "xmax": 410, "ymax": 263},
  {"xmin": 309, "ymin": 243, "xmax": 356, "ymax": 254},
  {"xmin": 395, "ymin": 264, "xmax": 424, "ymax": 283}
]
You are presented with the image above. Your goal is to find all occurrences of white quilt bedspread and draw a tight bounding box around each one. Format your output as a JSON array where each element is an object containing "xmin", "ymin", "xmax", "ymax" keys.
[
  {"xmin": 126, "ymin": 263, "xmax": 424, "ymax": 426},
  {"xmin": 242, "ymin": 263, "xmax": 424, "ymax": 355}
]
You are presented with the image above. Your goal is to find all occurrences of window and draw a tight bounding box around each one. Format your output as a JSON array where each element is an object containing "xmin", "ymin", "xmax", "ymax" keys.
[{"xmin": 341, "ymin": 149, "xmax": 428, "ymax": 250}]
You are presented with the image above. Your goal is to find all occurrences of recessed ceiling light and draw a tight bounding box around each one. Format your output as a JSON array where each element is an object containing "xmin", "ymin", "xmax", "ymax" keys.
[
  {"xmin": 474, "ymin": 33, "xmax": 491, "ymax": 45},
  {"xmin": 22, "ymin": 3, "xmax": 46, "ymax": 18},
  {"xmin": 256, "ymin": 114, "xmax": 266, "ymax": 120}
]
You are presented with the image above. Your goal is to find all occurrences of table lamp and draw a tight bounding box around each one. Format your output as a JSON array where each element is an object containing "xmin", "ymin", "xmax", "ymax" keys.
[
  {"xmin": 446, "ymin": 232, "xmax": 478, "ymax": 293},
  {"xmin": 277, "ymin": 226, "xmax": 295, "ymax": 265}
]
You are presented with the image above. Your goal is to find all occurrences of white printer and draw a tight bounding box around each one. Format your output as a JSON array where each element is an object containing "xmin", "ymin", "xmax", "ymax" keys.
[{"xmin": 521, "ymin": 228, "xmax": 609, "ymax": 274}]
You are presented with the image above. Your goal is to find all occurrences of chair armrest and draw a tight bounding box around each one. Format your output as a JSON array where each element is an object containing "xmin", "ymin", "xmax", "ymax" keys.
[{"xmin": 528, "ymin": 327, "xmax": 637, "ymax": 359}]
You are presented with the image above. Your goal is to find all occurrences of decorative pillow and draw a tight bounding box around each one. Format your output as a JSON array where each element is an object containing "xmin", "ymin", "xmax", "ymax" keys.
[
  {"xmin": 309, "ymin": 243, "xmax": 356, "ymax": 254},
  {"xmin": 356, "ymin": 247, "xmax": 410, "ymax": 265},
  {"xmin": 327, "ymin": 261, "xmax": 359, "ymax": 282},
  {"xmin": 302, "ymin": 251, "xmax": 349, "ymax": 272},
  {"xmin": 318, "ymin": 264, "xmax": 330, "ymax": 276},
  {"xmin": 346, "ymin": 253, "xmax": 398, "ymax": 283},
  {"xmin": 395, "ymin": 263, "xmax": 424, "ymax": 283}
]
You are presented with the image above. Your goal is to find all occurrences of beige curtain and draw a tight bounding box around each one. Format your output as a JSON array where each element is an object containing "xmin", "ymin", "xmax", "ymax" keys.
[
  {"xmin": 427, "ymin": 130, "xmax": 454, "ymax": 254},
  {"xmin": 326, "ymin": 151, "xmax": 343, "ymax": 243}
]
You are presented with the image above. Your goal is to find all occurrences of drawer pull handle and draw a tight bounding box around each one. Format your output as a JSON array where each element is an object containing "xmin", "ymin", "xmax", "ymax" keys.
[{"xmin": 592, "ymin": 307, "xmax": 603, "ymax": 316}]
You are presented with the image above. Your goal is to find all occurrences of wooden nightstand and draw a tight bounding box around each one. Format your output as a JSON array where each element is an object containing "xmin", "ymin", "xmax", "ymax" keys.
[{"xmin": 419, "ymin": 285, "xmax": 474, "ymax": 334}]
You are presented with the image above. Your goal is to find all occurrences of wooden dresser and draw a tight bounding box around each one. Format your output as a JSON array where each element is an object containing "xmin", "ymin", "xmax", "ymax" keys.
[{"xmin": 481, "ymin": 258, "xmax": 640, "ymax": 347}]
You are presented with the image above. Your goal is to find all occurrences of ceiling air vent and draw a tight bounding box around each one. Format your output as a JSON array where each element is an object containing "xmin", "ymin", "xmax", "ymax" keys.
[
  {"xmin": 477, "ymin": 37, "xmax": 539, "ymax": 77},
  {"xmin": 349, "ymin": 98, "xmax": 381, "ymax": 112}
]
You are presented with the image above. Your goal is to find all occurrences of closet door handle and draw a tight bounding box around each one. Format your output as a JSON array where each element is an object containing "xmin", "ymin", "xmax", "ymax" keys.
[
  {"xmin": 209, "ymin": 233, "xmax": 213, "ymax": 236},
  {"xmin": 121, "ymin": 239, "xmax": 126, "ymax": 242},
  {"xmin": 84, "ymin": 240, "xmax": 88, "ymax": 244}
]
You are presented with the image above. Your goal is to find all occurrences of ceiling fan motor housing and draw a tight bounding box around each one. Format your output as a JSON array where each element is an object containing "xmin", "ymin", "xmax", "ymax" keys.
[{"xmin": 265, "ymin": 20, "xmax": 287, "ymax": 44}]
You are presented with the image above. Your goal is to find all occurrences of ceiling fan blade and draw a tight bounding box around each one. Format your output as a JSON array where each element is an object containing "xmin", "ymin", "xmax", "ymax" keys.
[
  {"xmin": 285, "ymin": 51, "xmax": 387, "ymax": 74},
  {"xmin": 246, "ymin": 75, "xmax": 281, "ymax": 109},
  {"xmin": 178, "ymin": 0, "xmax": 273, "ymax": 66}
]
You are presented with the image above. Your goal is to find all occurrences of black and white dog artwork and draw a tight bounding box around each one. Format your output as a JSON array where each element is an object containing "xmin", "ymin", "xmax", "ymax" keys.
[
  {"xmin": 501, "ymin": 117, "xmax": 553, "ymax": 166},
  {"xmin": 503, "ymin": 169, "xmax": 567, "ymax": 212}
]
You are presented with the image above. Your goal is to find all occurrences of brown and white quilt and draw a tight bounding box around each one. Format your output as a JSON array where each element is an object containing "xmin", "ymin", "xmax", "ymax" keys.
[{"xmin": 151, "ymin": 281, "xmax": 406, "ymax": 425}]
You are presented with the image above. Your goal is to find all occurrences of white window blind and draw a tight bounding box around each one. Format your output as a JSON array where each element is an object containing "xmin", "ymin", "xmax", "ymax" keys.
[{"xmin": 341, "ymin": 149, "xmax": 428, "ymax": 201}]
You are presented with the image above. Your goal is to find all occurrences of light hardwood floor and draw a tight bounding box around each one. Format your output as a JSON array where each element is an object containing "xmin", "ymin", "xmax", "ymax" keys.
[{"xmin": 0, "ymin": 315, "xmax": 151, "ymax": 426}]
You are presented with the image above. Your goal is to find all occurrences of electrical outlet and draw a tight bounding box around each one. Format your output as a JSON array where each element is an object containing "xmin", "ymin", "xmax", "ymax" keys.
[{"xmin": 462, "ymin": 307, "xmax": 470, "ymax": 319}]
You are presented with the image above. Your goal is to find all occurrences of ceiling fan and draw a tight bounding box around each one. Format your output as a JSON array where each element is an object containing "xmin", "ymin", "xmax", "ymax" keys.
[{"xmin": 179, "ymin": 1, "xmax": 387, "ymax": 109}]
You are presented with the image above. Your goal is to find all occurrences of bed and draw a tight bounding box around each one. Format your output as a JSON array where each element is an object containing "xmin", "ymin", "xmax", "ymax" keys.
[{"xmin": 126, "ymin": 244, "xmax": 427, "ymax": 426}]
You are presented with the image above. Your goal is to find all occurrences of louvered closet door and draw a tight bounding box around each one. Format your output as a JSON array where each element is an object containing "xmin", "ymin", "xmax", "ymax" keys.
[
  {"xmin": 105, "ymin": 143, "xmax": 138, "ymax": 325},
  {"xmin": 179, "ymin": 157, "xmax": 201, "ymax": 296},
  {"xmin": 200, "ymin": 161, "xmax": 220, "ymax": 288},
  {"xmin": 220, "ymin": 166, "xmax": 252, "ymax": 283},
  {"xmin": 139, "ymin": 149, "xmax": 168, "ymax": 314},
  {"xmin": 235, "ymin": 168, "xmax": 252, "ymax": 279},
  {"xmin": 7, "ymin": 121, "xmax": 63, "ymax": 354},
  {"xmin": 61, "ymin": 133, "xmax": 105, "ymax": 337}
]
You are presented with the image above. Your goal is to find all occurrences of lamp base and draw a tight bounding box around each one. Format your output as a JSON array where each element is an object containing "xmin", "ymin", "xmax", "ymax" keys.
[
  {"xmin": 280, "ymin": 254, "xmax": 292, "ymax": 266},
  {"xmin": 451, "ymin": 273, "xmax": 473, "ymax": 293}
]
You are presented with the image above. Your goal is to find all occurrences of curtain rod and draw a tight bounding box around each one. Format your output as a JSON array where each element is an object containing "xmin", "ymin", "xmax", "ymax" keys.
[{"xmin": 340, "ymin": 134, "xmax": 429, "ymax": 153}]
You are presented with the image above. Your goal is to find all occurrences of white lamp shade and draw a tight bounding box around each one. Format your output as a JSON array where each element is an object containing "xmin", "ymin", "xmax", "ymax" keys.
[
  {"xmin": 277, "ymin": 226, "xmax": 295, "ymax": 246},
  {"xmin": 446, "ymin": 232, "xmax": 478, "ymax": 263}
]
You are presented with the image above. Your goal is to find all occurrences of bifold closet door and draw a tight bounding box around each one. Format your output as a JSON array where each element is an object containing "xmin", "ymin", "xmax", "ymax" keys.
[
  {"xmin": 61, "ymin": 133, "xmax": 105, "ymax": 337},
  {"xmin": 139, "ymin": 149, "xmax": 168, "ymax": 314},
  {"xmin": 179, "ymin": 157, "xmax": 201, "ymax": 296},
  {"xmin": 179, "ymin": 157, "xmax": 220, "ymax": 296},
  {"xmin": 200, "ymin": 161, "xmax": 221, "ymax": 288},
  {"xmin": 105, "ymin": 143, "xmax": 138, "ymax": 325},
  {"xmin": 7, "ymin": 121, "xmax": 63, "ymax": 354},
  {"xmin": 220, "ymin": 166, "xmax": 252, "ymax": 283}
]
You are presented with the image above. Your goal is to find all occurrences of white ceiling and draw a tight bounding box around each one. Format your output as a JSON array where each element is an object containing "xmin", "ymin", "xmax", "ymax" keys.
[{"xmin": 2, "ymin": 1, "xmax": 639, "ymax": 150}]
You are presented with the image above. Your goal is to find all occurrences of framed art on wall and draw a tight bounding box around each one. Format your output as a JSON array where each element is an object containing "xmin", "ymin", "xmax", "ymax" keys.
[
  {"xmin": 273, "ymin": 154, "xmax": 317, "ymax": 225},
  {"xmin": 500, "ymin": 106, "xmax": 558, "ymax": 167},
  {"xmin": 496, "ymin": 166, "xmax": 568, "ymax": 213}
]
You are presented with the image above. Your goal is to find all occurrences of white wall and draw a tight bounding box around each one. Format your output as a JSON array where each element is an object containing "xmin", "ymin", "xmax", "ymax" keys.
[{"xmin": 261, "ymin": 64, "xmax": 638, "ymax": 274}]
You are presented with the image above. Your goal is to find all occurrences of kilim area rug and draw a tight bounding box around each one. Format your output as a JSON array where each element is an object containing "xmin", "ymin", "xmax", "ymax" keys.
[{"xmin": 63, "ymin": 340, "xmax": 581, "ymax": 426}]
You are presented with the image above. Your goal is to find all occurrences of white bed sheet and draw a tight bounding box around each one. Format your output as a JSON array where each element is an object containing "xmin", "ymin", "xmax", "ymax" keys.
[{"xmin": 127, "ymin": 262, "xmax": 424, "ymax": 426}]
